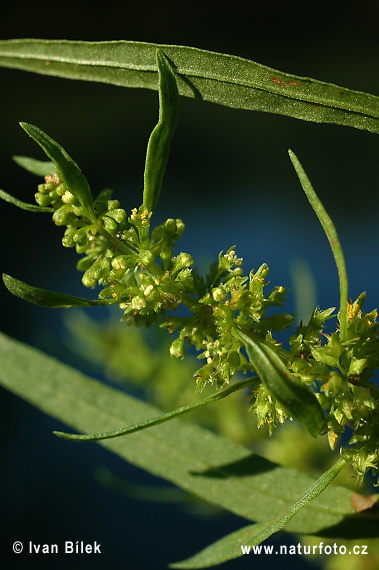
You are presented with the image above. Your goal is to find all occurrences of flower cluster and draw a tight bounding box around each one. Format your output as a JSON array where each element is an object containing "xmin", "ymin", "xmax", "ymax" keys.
[
  {"xmin": 4, "ymin": 119, "xmax": 379, "ymax": 485},
  {"xmin": 35, "ymin": 168, "xmax": 294, "ymax": 388},
  {"xmin": 250, "ymin": 293, "xmax": 379, "ymax": 483}
]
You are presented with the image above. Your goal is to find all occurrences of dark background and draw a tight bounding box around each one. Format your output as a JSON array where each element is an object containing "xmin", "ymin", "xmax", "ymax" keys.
[{"xmin": 1, "ymin": 2, "xmax": 378, "ymax": 569}]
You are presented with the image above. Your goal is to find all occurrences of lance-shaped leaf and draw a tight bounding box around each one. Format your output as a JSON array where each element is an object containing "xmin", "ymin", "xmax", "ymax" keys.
[
  {"xmin": 0, "ymin": 189, "xmax": 52, "ymax": 212},
  {"xmin": 233, "ymin": 329, "xmax": 326, "ymax": 438},
  {"xmin": 20, "ymin": 122, "xmax": 96, "ymax": 223},
  {"xmin": 143, "ymin": 50, "xmax": 179, "ymax": 213},
  {"xmin": 2, "ymin": 274, "xmax": 117, "ymax": 308},
  {"xmin": 54, "ymin": 377, "xmax": 254, "ymax": 441},
  {"xmin": 0, "ymin": 40, "xmax": 378, "ymax": 134},
  {"xmin": 288, "ymin": 150, "xmax": 348, "ymax": 342},
  {"xmin": 0, "ymin": 330, "xmax": 377, "ymax": 561},
  {"xmin": 171, "ymin": 456, "xmax": 348, "ymax": 568}
]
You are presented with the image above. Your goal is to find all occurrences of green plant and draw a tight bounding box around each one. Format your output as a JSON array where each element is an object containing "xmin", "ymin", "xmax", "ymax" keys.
[{"xmin": 1, "ymin": 40, "xmax": 378, "ymax": 568}]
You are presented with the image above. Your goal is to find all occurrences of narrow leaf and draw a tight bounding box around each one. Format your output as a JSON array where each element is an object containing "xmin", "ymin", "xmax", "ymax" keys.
[
  {"xmin": 13, "ymin": 155, "xmax": 56, "ymax": 176},
  {"xmin": 0, "ymin": 189, "xmax": 52, "ymax": 212},
  {"xmin": 0, "ymin": 331, "xmax": 376, "ymax": 543},
  {"xmin": 2, "ymin": 274, "xmax": 117, "ymax": 308},
  {"xmin": 0, "ymin": 40, "xmax": 378, "ymax": 133},
  {"xmin": 143, "ymin": 50, "xmax": 179, "ymax": 213},
  {"xmin": 288, "ymin": 150, "xmax": 348, "ymax": 342},
  {"xmin": 171, "ymin": 457, "xmax": 347, "ymax": 568},
  {"xmin": 233, "ymin": 329, "xmax": 326, "ymax": 437},
  {"xmin": 20, "ymin": 122, "xmax": 96, "ymax": 223},
  {"xmin": 54, "ymin": 377, "xmax": 253, "ymax": 440}
]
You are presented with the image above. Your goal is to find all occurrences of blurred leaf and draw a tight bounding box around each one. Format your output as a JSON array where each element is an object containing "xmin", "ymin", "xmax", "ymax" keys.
[
  {"xmin": 13, "ymin": 155, "xmax": 56, "ymax": 176},
  {"xmin": 0, "ymin": 330, "xmax": 377, "ymax": 548},
  {"xmin": 0, "ymin": 40, "xmax": 378, "ymax": 133},
  {"xmin": 2, "ymin": 274, "xmax": 117, "ymax": 308}
]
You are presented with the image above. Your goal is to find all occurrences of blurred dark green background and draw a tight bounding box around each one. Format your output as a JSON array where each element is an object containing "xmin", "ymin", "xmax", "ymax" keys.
[{"xmin": 1, "ymin": 2, "xmax": 378, "ymax": 569}]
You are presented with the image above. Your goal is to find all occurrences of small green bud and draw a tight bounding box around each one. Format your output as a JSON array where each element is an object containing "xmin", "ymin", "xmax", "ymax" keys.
[
  {"xmin": 106, "ymin": 208, "xmax": 126, "ymax": 223},
  {"xmin": 107, "ymin": 199, "xmax": 120, "ymax": 210},
  {"xmin": 82, "ymin": 270, "xmax": 97, "ymax": 288},
  {"xmin": 73, "ymin": 228, "xmax": 88, "ymax": 246},
  {"xmin": 175, "ymin": 219, "xmax": 185, "ymax": 235},
  {"xmin": 165, "ymin": 218, "xmax": 177, "ymax": 234},
  {"xmin": 55, "ymin": 184, "xmax": 67, "ymax": 197},
  {"xmin": 53, "ymin": 205, "xmax": 69, "ymax": 226},
  {"xmin": 139, "ymin": 250, "xmax": 155, "ymax": 267},
  {"xmin": 102, "ymin": 215, "xmax": 118, "ymax": 232},
  {"xmin": 61, "ymin": 190, "xmax": 76, "ymax": 204},
  {"xmin": 112, "ymin": 255, "xmax": 129, "ymax": 271},
  {"xmin": 173, "ymin": 252, "xmax": 193, "ymax": 272},
  {"xmin": 37, "ymin": 183, "xmax": 50, "ymax": 195},
  {"xmin": 62, "ymin": 227, "xmax": 76, "ymax": 247},
  {"xmin": 34, "ymin": 192, "xmax": 52, "ymax": 207},
  {"xmin": 169, "ymin": 337, "xmax": 185, "ymax": 358},
  {"xmin": 212, "ymin": 287, "xmax": 226, "ymax": 302},
  {"xmin": 160, "ymin": 245, "xmax": 172, "ymax": 270},
  {"xmin": 131, "ymin": 295, "xmax": 147, "ymax": 311}
]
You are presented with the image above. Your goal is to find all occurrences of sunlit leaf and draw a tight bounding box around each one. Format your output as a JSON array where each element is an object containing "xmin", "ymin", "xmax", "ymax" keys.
[
  {"xmin": 0, "ymin": 40, "xmax": 377, "ymax": 133},
  {"xmin": 20, "ymin": 122, "xmax": 96, "ymax": 222}
]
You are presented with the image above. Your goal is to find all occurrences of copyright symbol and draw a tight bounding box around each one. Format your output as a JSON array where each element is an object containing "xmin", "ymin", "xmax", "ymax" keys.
[{"xmin": 13, "ymin": 541, "xmax": 23, "ymax": 553}]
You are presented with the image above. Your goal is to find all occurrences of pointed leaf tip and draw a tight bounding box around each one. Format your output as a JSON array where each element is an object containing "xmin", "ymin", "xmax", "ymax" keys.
[{"xmin": 20, "ymin": 122, "xmax": 96, "ymax": 223}]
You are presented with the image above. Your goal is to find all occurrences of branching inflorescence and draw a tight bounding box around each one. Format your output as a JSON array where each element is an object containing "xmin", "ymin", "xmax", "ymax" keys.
[{"xmin": 1, "ymin": 50, "xmax": 379, "ymax": 485}]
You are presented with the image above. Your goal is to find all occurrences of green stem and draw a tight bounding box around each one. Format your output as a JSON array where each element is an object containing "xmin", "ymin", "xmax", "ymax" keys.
[
  {"xmin": 288, "ymin": 150, "xmax": 348, "ymax": 342},
  {"xmin": 53, "ymin": 377, "xmax": 254, "ymax": 441}
]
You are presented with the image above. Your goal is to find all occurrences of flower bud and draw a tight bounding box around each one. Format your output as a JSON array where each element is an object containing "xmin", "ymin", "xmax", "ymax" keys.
[
  {"xmin": 102, "ymin": 215, "xmax": 118, "ymax": 232},
  {"xmin": 172, "ymin": 252, "xmax": 193, "ymax": 272},
  {"xmin": 61, "ymin": 190, "xmax": 76, "ymax": 204},
  {"xmin": 106, "ymin": 208, "xmax": 126, "ymax": 223},
  {"xmin": 62, "ymin": 227, "xmax": 76, "ymax": 248},
  {"xmin": 73, "ymin": 228, "xmax": 89, "ymax": 246},
  {"xmin": 139, "ymin": 250, "xmax": 155, "ymax": 267},
  {"xmin": 212, "ymin": 287, "xmax": 226, "ymax": 302},
  {"xmin": 106, "ymin": 199, "xmax": 120, "ymax": 210},
  {"xmin": 112, "ymin": 255, "xmax": 129, "ymax": 271},
  {"xmin": 169, "ymin": 337, "xmax": 185, "ymax": 358},
  {"xmin": 131, "ymin": 295, "xmax": 147, "ymax": 311},
  {"xmin": 165, "ymin": 218, "xmax": 177, "ymax": 234},
  {"xmin": 53, "ymin": 205, "xmax": 69, "ymax": 226},
  {"xmin": 34, "ymin": 192, "xmax": 52, "ymax": 207}
]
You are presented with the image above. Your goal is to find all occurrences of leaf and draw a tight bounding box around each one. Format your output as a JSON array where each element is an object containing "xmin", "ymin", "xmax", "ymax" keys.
[
  {"xmin": 0, "ymin": 40, "xmax": 378, "ymax": 134},
  {"xmin": 0, "ymin": 189, "xmax": 52, "ymax": 212},
  {"xmin": 0, "ymin": 330, "xmax": 377, "ymax": 548},
  {"xmin": 233, "ymin": 329, "xmax": 326, "ymax": 437},
  {"xmin": 2, "ymin": 273, "xmax": 117, "ymax": 308},
  {"xmin": 143, "ymin": 50, "xmax": 179, "ymax": 213},
  {"xmin": 54, "ymin": 377, "xmax": 253, "ymax": 440},
  {"xmin": 171, "ymin": 457, "xmax": 347, "ymax": 568},
  {"xmin": 288, "ymin": 150, "xmax": 348, "ymax": 342},
  {"xmin": 13, "ymin": 155, "xmax": 56, "ymax": 176},
  {"xmin": 19, "ymin": 122, "xmax": 96, "ymax": 223}
]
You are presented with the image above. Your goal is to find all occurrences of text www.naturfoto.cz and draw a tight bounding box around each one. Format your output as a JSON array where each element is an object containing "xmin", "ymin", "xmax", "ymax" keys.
[{"xmin": 241, "ymin": 542, "xmax": 368, "ymax": 556}]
